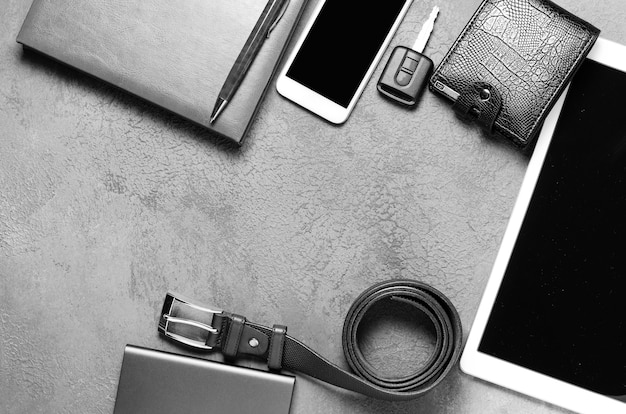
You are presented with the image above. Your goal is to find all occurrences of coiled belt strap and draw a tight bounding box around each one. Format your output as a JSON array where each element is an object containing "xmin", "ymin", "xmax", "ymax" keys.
[{"xmin": 158, "ymin": 279, "xmax": 463, "ymax": 401}]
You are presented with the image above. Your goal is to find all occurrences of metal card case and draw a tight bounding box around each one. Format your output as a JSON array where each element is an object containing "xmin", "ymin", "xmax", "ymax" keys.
[{"xmin": 113, "ymin": 345, "xmax": 295, "ymax": 414}]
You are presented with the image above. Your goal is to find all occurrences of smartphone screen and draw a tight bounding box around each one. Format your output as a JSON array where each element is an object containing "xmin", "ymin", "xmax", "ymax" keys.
[
  {"xmin": 285, "ymin": 0, "xmax": 408, "ymax": 108},
  {"xmin": 478, "ymin": 59, "xmax": 626, "ymax": 397}
]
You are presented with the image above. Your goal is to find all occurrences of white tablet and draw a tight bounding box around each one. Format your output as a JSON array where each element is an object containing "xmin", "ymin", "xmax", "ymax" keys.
[
  {"xmin": 276, "ymin": 0, "xmax": 412, "ymax": 124},
  {"xmin": 461, "ymin": 37, "xmax": 626, "ymax": 414}
]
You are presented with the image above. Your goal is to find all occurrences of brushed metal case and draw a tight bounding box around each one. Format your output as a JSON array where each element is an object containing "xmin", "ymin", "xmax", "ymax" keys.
[{"xmin": 113, "ymin": 345, "xmax": 295, "ymax": 414}]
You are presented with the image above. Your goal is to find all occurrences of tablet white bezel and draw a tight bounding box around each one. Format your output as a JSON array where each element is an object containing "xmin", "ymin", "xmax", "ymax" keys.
[
  {"xmin": 461, "ymin": 37, "xmax": 626, "ymax": 414},
  {"xmin": 276, "ymin": 0, "xmax": 413, "ymax": 124}
]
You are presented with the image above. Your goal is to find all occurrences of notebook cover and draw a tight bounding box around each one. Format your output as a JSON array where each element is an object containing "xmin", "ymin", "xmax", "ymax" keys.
[
  {"xmin": 113, "ymin": 345, "xmax": 295, "ymax": 414},
  {"xmin": 16, "ymin": 0, "xmax": 308, "ymax": 144},
  {"xmin": 429, "ymin": 0, "xmax": 599, "ymax": 148}
]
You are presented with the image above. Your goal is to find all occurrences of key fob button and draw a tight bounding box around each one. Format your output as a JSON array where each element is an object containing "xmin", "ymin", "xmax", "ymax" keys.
[
  {"xmin": 395, "ymin": 69, "xmax": 412, "ymax": 86},
  {"xmin": 402, "ymin": 57, "xmax": 418, "ymax": 72}
]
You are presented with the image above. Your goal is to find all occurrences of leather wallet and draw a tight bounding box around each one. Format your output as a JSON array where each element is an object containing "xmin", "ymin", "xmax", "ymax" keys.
[{"xmin": 429, "ymin": 0, "xmax": 599, "ymax": 148}]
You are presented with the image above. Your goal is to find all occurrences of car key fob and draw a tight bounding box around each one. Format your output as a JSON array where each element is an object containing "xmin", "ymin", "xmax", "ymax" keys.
[
  {"xmin": 377, "ymin": 6, "xmax": 439, "ymax": 106},
  {"xmin": 377, "ymin": 46, "xmax": 434, "ymax": 106}
]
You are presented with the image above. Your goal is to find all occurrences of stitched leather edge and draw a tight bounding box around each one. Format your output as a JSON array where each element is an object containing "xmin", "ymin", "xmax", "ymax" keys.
[{"xmin": 428, "ymin": 0, "xmax": 489, "ymax": 92}]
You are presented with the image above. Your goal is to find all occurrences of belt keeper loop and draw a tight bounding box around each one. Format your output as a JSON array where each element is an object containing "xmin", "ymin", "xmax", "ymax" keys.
[
  {"xmin": 222, "ymin": 314, "xmax": 246, "ymax": 358},
  {"xmin": 268, "ymin": 324, "xmax": 287, "ymax": 371}
]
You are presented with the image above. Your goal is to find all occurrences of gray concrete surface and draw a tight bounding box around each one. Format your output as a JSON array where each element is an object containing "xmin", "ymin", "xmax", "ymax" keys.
[{"xmin": 2, "ymin": 0, "xmax": 625, "ymax": 413}]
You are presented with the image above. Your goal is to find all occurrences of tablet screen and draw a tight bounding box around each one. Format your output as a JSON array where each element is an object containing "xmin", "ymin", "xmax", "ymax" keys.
[{"xmin": 478, "ymin": 59, "xmax": 626, "ymax": 398}]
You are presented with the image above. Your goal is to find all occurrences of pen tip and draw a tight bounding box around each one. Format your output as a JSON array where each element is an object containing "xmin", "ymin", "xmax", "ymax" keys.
[{"xmin": 210, "ymin": 99, "xmax": 226, "ymax": 124}]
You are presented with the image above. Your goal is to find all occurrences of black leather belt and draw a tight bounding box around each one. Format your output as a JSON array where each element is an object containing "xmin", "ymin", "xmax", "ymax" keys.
[{"xmin": 158, "ymin": 279, "xmax": 462, "ymax": 401}]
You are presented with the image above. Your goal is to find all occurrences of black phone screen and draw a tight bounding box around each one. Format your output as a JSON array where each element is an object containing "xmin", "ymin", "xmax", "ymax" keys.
[
  {"xmin": 478, "ymin": 59, "xmax": 626, "ymax": 398},
  {"xmin": 286, "ymin": 0, "xmax": 407, "ymax": 107}
]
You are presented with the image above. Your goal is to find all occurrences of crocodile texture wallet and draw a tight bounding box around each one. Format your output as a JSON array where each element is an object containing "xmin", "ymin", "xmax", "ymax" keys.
[{"xmin": 429, "ymin": 0, "xmax": 599, "ymax": 148}]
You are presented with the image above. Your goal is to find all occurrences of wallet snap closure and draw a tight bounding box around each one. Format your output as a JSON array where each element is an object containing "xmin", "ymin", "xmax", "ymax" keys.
[{"xmin": 453, "ymin": 82, "xmax": 502, "ymax": 134}]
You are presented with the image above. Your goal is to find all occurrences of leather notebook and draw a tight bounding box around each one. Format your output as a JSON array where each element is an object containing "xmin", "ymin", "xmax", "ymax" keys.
[
  {"xmin": 429, "ymin": 0, "xmax": 599, "ymax": 148},
  {"xmin": 113, "ymin": 345, "xmax": 295, "ymax": 414},
  {"xmin": 16, "ymin": 0, "xmax": 308, "ymax": 144}
]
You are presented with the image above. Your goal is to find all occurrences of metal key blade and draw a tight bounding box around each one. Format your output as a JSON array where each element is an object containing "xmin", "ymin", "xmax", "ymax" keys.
[{"xmin": 412, "ymin": 6, "xmax": 439, "ymax": 54}]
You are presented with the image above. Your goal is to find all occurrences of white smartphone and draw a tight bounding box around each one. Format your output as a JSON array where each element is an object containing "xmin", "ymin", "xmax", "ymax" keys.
[{"xmin": 276, "ymin": 0, "xmax": 413, "ymax": 124}]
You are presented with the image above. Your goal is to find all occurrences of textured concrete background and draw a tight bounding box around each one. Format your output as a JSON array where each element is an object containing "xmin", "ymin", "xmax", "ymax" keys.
[{"xmin": 1, "ymin": 0, "xmax": 625, "ymax": 413}]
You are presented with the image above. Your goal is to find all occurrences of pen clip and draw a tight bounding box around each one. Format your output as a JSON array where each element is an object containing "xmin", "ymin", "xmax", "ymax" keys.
[{"xmin": 267, "ymin": 0, "xmax": 290, "ymax": 38}]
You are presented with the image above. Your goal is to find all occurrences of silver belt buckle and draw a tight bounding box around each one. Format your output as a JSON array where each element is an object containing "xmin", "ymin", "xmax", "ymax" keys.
[{"xmin": 158, "ymin": 293, "xmax": 223, "ymax": 350}]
